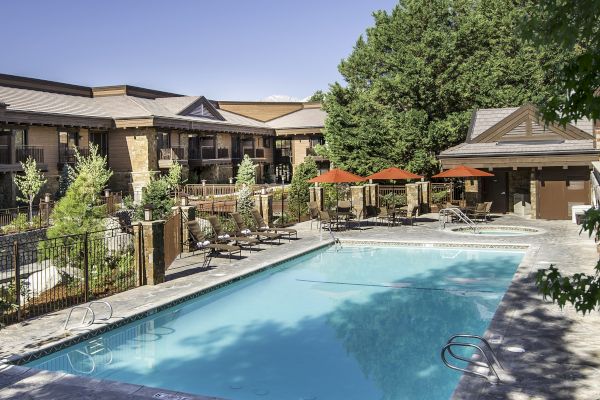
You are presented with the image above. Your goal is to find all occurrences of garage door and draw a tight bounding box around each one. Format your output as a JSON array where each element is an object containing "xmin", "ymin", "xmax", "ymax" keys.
[{"xmin": 537, "ymin": 168, "xmax": 590, "ymax": 220}]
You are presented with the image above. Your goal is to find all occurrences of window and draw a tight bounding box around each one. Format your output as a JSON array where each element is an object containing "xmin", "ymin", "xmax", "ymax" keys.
[
  {"xmin": 90, "ymin": 130, "xmax": 108, "ymax": 157},
  {"xmin": 309, "ymin": 136, "xmax": 324, "ymax": 147},
  {"xmin": 263, "ymin": 137, "xmax": 272, "ymax": 148},
  {"xmin": 156, "ymin": 132, "xmax": 170, "ymax": 149},
  {"xmin": 58, "ymin": 130, "xmax": 79, "ymax": 148}
]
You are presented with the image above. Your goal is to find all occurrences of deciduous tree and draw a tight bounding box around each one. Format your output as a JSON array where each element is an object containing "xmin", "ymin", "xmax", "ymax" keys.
[{"xmin": 14, "ymin": 157, "xmax": 46, "ymax": 222}]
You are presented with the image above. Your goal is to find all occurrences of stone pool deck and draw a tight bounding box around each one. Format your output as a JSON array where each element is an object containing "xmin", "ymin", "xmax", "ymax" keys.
[{"xmin": 0, "ymin": 214, "xmax": 599, "ymax": 399}]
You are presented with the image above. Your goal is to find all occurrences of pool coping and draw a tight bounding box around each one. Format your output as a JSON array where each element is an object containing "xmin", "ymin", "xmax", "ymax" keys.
[{"xmin": 3, "ymin": 238, "xmax": 335, "ymax": 366}]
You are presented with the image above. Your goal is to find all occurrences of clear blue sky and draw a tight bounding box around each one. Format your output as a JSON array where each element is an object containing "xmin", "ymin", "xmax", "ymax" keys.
[{"xmin": 2, "ymin": 0, "xmax": 397, "ymax": 100}]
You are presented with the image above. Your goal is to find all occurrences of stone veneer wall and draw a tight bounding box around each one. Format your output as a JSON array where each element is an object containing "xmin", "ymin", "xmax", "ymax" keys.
[
  {"xmin": 0, "ymin": 228, "xmax": 47, "ymax": 267},
  {"xmin": 530, "ymin": 169, "xmax": 537, "ymax": 219}
]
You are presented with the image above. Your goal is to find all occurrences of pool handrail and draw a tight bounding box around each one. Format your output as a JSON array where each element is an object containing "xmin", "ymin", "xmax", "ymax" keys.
[{"xmin": 441, "ymin": 334, "xmax": 504, "ymax": 384}]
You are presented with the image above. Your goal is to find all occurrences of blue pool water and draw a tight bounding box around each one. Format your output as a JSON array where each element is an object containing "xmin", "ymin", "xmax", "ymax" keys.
[{"xmin": 27, "ymin": 245, "xmax": 523, "ymax": 400}]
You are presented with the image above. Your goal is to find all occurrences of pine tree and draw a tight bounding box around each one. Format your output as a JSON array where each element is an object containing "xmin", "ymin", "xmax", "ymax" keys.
[
  {"xmin": 235, "ymin": 154, "xmax": 256, "ymax": 187},
  {"xmin": 56, "ymin": 164, "xmax": 74, "ymax": 199},
  {"xmin": 288, "ymin": 157, "xmax": 318, "ymax": 218}
]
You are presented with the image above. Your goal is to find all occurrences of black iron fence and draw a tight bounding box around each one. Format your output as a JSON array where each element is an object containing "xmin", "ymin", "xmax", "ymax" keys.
[
  {"xmin": 0, "ymin": 227, "xmax": 138, "ymax": 327},
  {"xmin": 0, "ymin": 202, "xmax": 52, "ymax": 235}
]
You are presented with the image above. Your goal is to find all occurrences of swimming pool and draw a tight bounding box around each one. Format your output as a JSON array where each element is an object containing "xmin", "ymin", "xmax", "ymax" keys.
[{"xmin": 26, "ymin": 245, "xmax": 524, "ymax": 400}]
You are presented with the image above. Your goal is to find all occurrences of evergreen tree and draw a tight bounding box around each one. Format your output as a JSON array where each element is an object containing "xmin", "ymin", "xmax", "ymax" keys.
[
  {"xmin": 323, "ymin": 0, "xmax": 570, "ymax": 176},
  {"xmin": 235, "ymin": 154, "xmax": 256, "ymax": 187},
  {"xmin": 141, "ymin": 176, "xmax": 174, "ymax": 220},
  {"xmin": 46, "ymin": 144, "xmax": 112, "ymax": 239},
  {"xmin": 288, "ymin": 157, "xmax": 319, "ymax": 218},
  {"xmin": 14, "ymin": 157, "xmax": 47, "ymax": 222},
  {"xmin": 56, "ymin": 164, "xmax": 74, "ymax": 199}
]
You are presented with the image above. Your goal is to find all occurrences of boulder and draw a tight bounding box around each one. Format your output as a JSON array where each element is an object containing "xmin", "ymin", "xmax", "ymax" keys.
[{"xmin": 23, "ymin": 265, "xmax": 64, "ymax": 303}]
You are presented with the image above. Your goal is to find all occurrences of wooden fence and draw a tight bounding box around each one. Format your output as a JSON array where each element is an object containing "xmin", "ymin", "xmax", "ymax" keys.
[{"xmin": 163, "ymin": 210, "xmax": 182, "ymax": 269}]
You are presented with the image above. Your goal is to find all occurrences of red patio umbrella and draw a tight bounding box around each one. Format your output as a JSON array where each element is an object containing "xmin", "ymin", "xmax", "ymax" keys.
[
  {"xmin": 432, "ymin": 165, "xmax": 493, "ymax": 178},
  {"xmin": 308, "ymin": 168, "xmax": 364, "ymax": 210},
  {"xmin": 365, "ymin": 167, "xmax": 423, "ymax": 181},
  {"xmin": 308, "ymin": 168, "xmax": 365, "ymax": 184}
]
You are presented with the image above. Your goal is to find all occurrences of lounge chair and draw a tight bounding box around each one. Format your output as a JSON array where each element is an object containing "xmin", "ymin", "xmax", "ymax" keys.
[
  {"xmin": 468, "ymin": 203, "xmax": 486, "ymax": 221},
  {"xmin": 231, "ymin": 212, "xmax": 282, "ymax": 244},
  {"xmin": 207, "ymin": 215, "xmax": 259, "ymax": 251},
  {"xmin": 187, "ymin": 220, "xmax": 242, "ymax": 261},
  {"xmin": 251, "ymin": 209, "xmax": 297, "ymax": 240}
]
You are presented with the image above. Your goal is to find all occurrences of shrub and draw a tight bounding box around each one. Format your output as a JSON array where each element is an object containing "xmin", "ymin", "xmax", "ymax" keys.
[{"xmin": 431, "ymin": 190, "xmax": 449, "ymax": 205}]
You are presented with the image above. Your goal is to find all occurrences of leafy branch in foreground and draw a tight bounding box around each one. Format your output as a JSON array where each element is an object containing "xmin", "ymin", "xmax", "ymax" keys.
[{"xmin": 536, "ymin": 208, "xmax": 600, "ymax": 314}]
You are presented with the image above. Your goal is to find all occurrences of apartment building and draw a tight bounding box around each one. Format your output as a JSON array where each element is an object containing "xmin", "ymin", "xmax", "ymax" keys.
[{"xmin": 0, "ymin": 74, "xmax": 328, "ymax": 207}]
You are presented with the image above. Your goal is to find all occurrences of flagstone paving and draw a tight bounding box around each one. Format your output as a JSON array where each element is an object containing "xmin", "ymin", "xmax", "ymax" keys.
[{"xmin": 0, "ymin": 214, "xmax": 599, "ymax": 399}]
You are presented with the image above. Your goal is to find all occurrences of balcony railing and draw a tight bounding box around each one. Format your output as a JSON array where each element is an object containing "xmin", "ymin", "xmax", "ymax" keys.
[
  {"xmin": 159, "ymin": 146, "xmax": 187, "ymax": 161},
  {"xmin": 59, "ymin": 146, "xmax": 89, "ymax": 164},
  {"xmin": 17, "ymin": 146, "xmax": 44, "ymax": 164},
  {"xmin": 189, "ymin": 147, "xmax": 229, "ymax": 160},
  {"xmin": 0, "ymin": 146, "xmax": 9, "ymax": 164},
  {"xmin": 0, "ymin": 145, "xmax": 45, "ymax": 164},
  {"xmin": 275, "ymin": 148, "xmax": 292, "ymax": 164}
]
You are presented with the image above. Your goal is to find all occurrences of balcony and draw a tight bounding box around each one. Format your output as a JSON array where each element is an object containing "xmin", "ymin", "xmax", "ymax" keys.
[
  {"xmin": 188, "ymin": 147, "xmax": 230, "ymax": 166},
  {"xmin": 0, "ymin": 145, "xmax": 46, "ymax": 171},
  {"xmin": 158, "ymin": 146, "xmax": 188, "ymax": 169},
  {"xmin": 275, "ymin": 148, "xmax": 291, "ymax": 164},
  {"xmin": 239, "ymin": 148, "xmax": 266, "ymax": 159},
  {"xmin": 59, "ymin": 146, "xmax": 89, "ymax": 165}
]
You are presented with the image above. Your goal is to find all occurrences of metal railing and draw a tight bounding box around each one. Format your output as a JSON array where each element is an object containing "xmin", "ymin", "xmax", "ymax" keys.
[
  {"xmin": 379, "ymin": 186, "xmax": 407, "ymax": 197},
  {"xmin": 0, "ymin": 227, "xmax": 138, "ymax": 327},
  {"xmin": 441, "ymin": 334, "xmax": 506, "ymax": 384},
  {"xmin": 159, "ymin": 146, "xmax": 187, "ymax": 161},
  {"xmin": 59, "ymin": 146, "xmax": 89, "ymax": 164},
  {"xmin": 439, "ymin": 207, "xmax": 478, "ymax": 232},
  {"xmin": 17, "ymin": 145, "xmax": 45, "ymax": 163},
  {"xmin": 0, "ymin": 202, "xmax": 52, "ymax": 234},
  {"xmin": 431, "ymin": 182, "xmax": 454, "ymax": 204}
]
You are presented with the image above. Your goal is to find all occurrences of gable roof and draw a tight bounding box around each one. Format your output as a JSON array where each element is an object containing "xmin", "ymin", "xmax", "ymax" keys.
[{"xmin": 468, "ymin": 104, "xmax": 594, "ymax": 143}]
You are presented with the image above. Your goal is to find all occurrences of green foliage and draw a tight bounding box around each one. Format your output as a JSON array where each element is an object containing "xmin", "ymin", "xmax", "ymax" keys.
[
  {"xmin": 431, "ymin": 190, "xmax": 449, "ymax": 205},
  {"xmin": 520, "ymin": 0, "xmax": 600, "ymax": 124},
  {"xmin": 324, "ymin": 0, "xmax": 567, "ymax": 176},
  {"xmin": 382, "ymin": 193, "xmax": 407, "ymax": 208},
  {"xmin": 536, "ymin": 208, "xmax": 600, "ymax": 314},
  {"xmin": 165, "ymin": 161, "xmax": 185, "ymax": 190},
  {"xmin": 56, "ymin": 164, "xmax": 74, "ymax": 199},
  {"xmin": 46, "ymin": 144, "xmax": 111, "ymax": 240},
  {"xmin": 236, "ymin": 184, "xmax": 255, "ymax": 224},
  {"xmin": 141, "ymin": 176, "xmax": 174, "ymax": 220},
  {"xmin": 308, "ymin": 90, "xmax": 326, "ymax": 103},
  {"xmin": 14, "ymin": 157, "xmax": 47, "ymax": 220},
  {"xmin": 2, "ymin": 213, "xmax": 30, "ymax": 234},
  {"xmin": 313, "ymin": 143, "xmax": 330, "ymax": 159},
  {"xmin": 289, "ymin": 157, "xmax": 318, "ymax": 217},
  {"xmin": 236, "ymin": 154, "xmax": 256, "ymax": 187}
]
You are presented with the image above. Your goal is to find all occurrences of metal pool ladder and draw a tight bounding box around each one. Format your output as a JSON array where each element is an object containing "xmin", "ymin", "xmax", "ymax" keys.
[
  {"xmin": 64, "ymin": 301, "xmax": 113, "ymax": 331},
  {"xmin": 441, "ymin": 334, "xmax": 505, "ymax": 384},
  {"xmin": 439, "ymin": 208, "xmax": 478, "ymax": 233}
]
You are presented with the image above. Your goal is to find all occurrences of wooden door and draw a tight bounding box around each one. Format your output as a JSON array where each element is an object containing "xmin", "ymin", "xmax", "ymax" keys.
[
  {"xmin": 482, "ymin": 172, "xmax": 508, "ymax": 213},
  {"xmin": 537, "ymin": 168, "xmax": 590, "ymax": 220}
]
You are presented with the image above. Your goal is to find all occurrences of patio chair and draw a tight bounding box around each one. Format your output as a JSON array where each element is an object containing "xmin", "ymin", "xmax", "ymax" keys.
[
  {"xmin": 474, "ymin": 201, "xmax": 493, "ymax": 222},
  {"xmin": 404, "ymin": 204, "xmax": 418, "ymax": 226},
  {"xmin": 251, "ymin": 209, "xmax": 297, "ymax": 240},
  {"xmin": 375, "ymin": 207, "xmax": 394, "ymax": 228},
  {"xmin": 207, "ymin": 215, "xmax": 259, "ymax": 252},
  {"xmin": 308, "ymin": 202, "xmax": 320, "ymax": 230},
  {"xmin": 468, "ymin": 203, "xmax": 487, "ymax": 222},
  {"xmin": 187, "ymin": 220, "xmax": 242, "ymax": 261},
  {"xmin": 318, "ymin": 210, "xmax": 338, "ymax": 231},
  {"xmin": 231, "ymin": 212, "xmax": 282, "ymax": 244}
]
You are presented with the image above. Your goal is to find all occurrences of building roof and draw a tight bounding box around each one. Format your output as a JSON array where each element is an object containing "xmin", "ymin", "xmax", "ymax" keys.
[
  {"xmin": 440, "ymin": 139, "xmax": 598, "ymax": 157},
  {"xmin": 0, "ymin": 84, "xmax": 272, "ymax": 133},
  {"xmin": 468, "ymin": 106, "xmax": 594, "ymax": 141},
  {"xmin": 267, "ymin": 107, "xmax": 326, "ymax": 129}
]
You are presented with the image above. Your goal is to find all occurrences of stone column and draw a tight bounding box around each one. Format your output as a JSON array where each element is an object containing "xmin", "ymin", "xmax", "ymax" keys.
[
  {"xmin": 368, "ymin": 183, "xmax": 379, "ymax": 208},
  {"xmin": 406, "ymin": 183, "xmax": 419, "ymax": 209},
  {"xmin": 464, "ymin": 178, "xmax": 480, "ymax": 206},
  {"xmin": 259, "ymin": 193, "xmax": 273, "ymax": 225},
  {"xmin": 133, "ymin": 220, "xmax": 166, "ymax": 286},
  {"xmin": 530, "ymin": 169, "xmax": 537, "ymax": 219},
  {"xmin": 350, "ymin": 186, "xmax": 366, "ymax": 218},
  {"xmin": 420, "ymin": 181, "xmax": 431, "ymax": 213},
  {"xmin": 309, "ymin": 187, "xmax": 316, "ymax": 203},
  {"xmin": 314, "ymin": 186, "xmax": 324, "ymax": 211}
]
